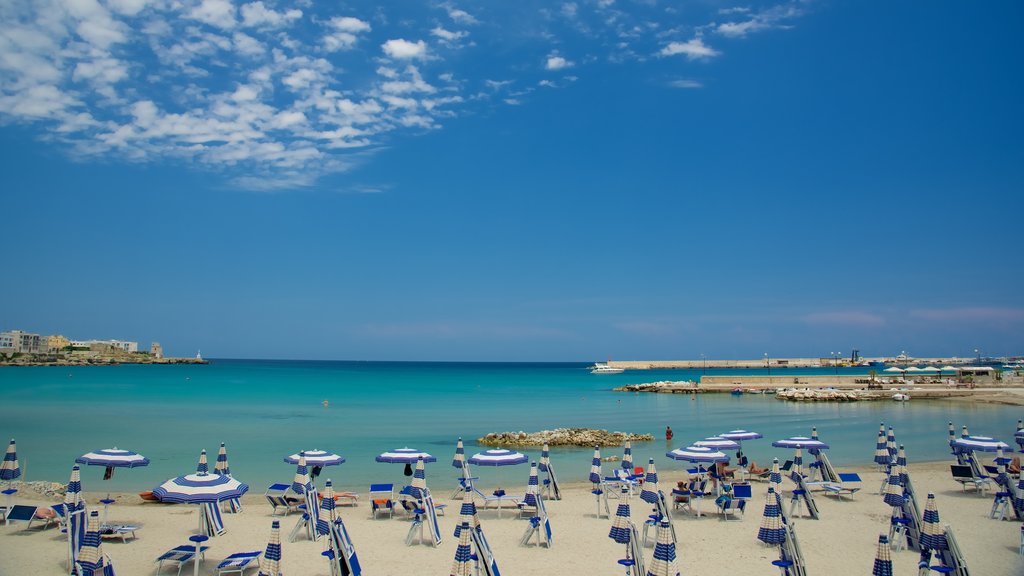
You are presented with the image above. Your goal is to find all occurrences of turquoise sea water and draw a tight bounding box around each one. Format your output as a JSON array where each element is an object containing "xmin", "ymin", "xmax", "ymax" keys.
[{"xmin": 0, "ymin": 360, "xmax": 1019, "ymax": 494}]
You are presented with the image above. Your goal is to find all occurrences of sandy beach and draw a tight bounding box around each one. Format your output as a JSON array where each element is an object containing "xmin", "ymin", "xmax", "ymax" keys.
[{"xmin": 2, "ymin": 460, "xmax": 1022, "ymax": 575}]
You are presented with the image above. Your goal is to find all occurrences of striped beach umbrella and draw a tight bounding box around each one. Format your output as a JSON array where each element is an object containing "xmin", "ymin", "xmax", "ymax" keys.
[
  {"xmin": 720, "ymin": 430, "xmax": 763, "ymax": 442},
  {"xmin": 886, "ymin": 427, "xmax": 898, "ymax": 463},
  {"xmin": 76, "ymin": 447, "xmax": 150, "ymax": 480},
  {"xmin": 454, "ymin": 500, "xmax": 481, "ymax": 537},
  {"xmin": 152, "ymin": 467, "xmax": 250, "ymax": 503},
  {"xmin": 665, "ymin": 446, "xmax": 729, "ymax": 463},
  {"xmin": 523, "ymin": 462, "xmax": 540, "ymax": 508},
  {"xmin": 451, "ymin": 521, "xmax": 474, "ymax": 576},
  {"xmin": 896, "ymin": 445, "xmax": 909, "ymax": 486},
  {"xmin": 589, "ymin": 446, "xmax": 603, "ymax": 485},
  {"xmin": 65, "ymin": 464, "xmax": 87, "ymax": 571},
  {"xmin": 757, "ymin": 487, "xmax": 785, "ymax": 545},
  {"xmin": 874, "ymin": 424, "xmax": 890, "ymax": 466},
  {"xmin": 197, "ymin": 449, "xmax": 209, "ymax": 474},
  {"xmin": 622, "ymin": 441, "xmax": 634, "ymax": 471},
  {"xmin": 539, "ymin": 444, "xmax": 551, "ymax": 472},
  {"xmin": 646, "ymin": 520, "xmax": 680, "ymax": 576},
  {"xmin": 77, "ymin": 510, "xmax": 113, "ymax": 575},
  {"xmin": 694, "ymin": 437, "xmax": 741, "ymax": 451},
  {"xmin": 410, "ymin": 456, "xmax": 428, "ymax": 499},
  {"xmin": 639, "ymin": 458, "xmax": 660, "ymax": 505},
  {"xmin": 539, "ymin": 443, "xmax": 561, "ymax": 500},
  {"xmin": 258, "ymin": 520, "xmax": 282, "ymax": 576},
  {"xmin": 468, "ymin": 449, "xmax": 528, "ymax": 467},
  {"xmin": 376, "ymin": 447, "xmax": 436, "ymax": 464},
  {"xmin": 872, "ymin": 534, "xmax": 893, "ymax": 576},
  {"xmin": 609, "ymin": 502, "xmax": 632, "ymax": 544},
  {"xmin": 453, "ymin": 438, "xmax": 465, "ymax": 469},
  {"xmin": 291, "ymin": 452, "xmax": 310, "ymax": 495},
  {"xmin": 1015, "ymin": 421, "xmax": 1024, "ymax": 451},
  {"xmin": 286, "ymin": 449, "xmax": 345, "ymax": 478},
  {"xmin": 808, "ymin": 427, "xmax": 824, "ymax": 454},
  {"xmin": 769, "ymin": 458, "xmax": 782, "ymax": 493},
  {"xmin": 215, "ymin": 443, "xmax": 241, "ymax": 513},
  {"xmin": 1, "ymin": 439, "xmax": 21, "ymax": 482},
  {"xmin": 771, "ymin": 436, "xmax": 830, "ymax": 451},
  {"xmin": 319, "ymin": 479, "xmax": 336, "ymax": 532},
  {"xmin": 882, "ymin": 465, "xmax": 904, "ymax": 507},
  {"xmin": 792, "ymin": 448, "xmax": 804, "ymax": 477},
  {"xmin": 919, "ymin": 493, "xmax": 947, "ymax": 551},
  {"xmin": 951, "ymin": 435, "xmax": 1010, "ymax": 453}
]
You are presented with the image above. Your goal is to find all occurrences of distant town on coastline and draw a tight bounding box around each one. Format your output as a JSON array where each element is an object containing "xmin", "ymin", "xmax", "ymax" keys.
[{"xmin": 0, "ymin": 328, "xmax": 205, "ymax": 365}]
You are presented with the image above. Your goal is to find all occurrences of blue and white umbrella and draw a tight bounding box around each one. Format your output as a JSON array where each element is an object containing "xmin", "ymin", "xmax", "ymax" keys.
[
  {"xmin": 808, "ymin": 427, "xmax": 825, "ymax": 454},
  {"xmin": 523, "ymin": 462, "xmax": 540, "ymax": 509},
  {"xmin": 665, "ymin": 446, "xmax": 729, "ymax": 463},
  {"xmin": 65, "ymin": 464, "xmax": 87, "ymax": 572},
  {"xmin": 872, "ymin": 534, "xmax": 893, "ymax": 576},
  {"xmin": 376, "ymin": 448, "xmax": 437, "ymax": 464},
  {"xmin": 259, "ymin": 520, "xmax": 282, "ymax": 576},
  {"xmin": 769, "ymin": 458, "xmax": 782, "ymax": 494},
  {"xmin": 1015, "ymin": 421, "xmax": 1024, "ymax": 452},
  {"xmin": 539, "ymin": 443, "xmax": 561, "ymax": 500},
  {"xmin": 77, "ymin": 510, "xmax": 114, "ymax": 576},
  {"xmin": 1, "ymin": 439, "xmax": 19, "ymax": 512},
  {"xmin": 289, "ymin": 452, "xmax": 323, "ymax": 542},
  {"xmin": 215, "ymin": 443, "xmax": 241, "ymax": 513},
  {"xmin": 76, "ymin": 447, "xmax": 149, "ymax": 481},
  {"xmin": 453, "ymin": 438, "xmax": 465, "ymax": 469},
  {"xmin": 895, "ymin": 445, "xmax": 909, "ymax": 486},
  {"xmin": 286, "ymin": 449, "xmax": 344, "ymax": 479},
  {"xmin": 622, "ymin": 441, "xmax": 634, "ymax": 471},
  {"xmin": 152, "ymin": 453, "xmax": 249, "ymax": 503},
  {"xmin": 919, "ymin": 493, "xmax": 947, "ymax": 551},
  {"xmin": 319, "ymin": 479, "xmax": 337, "ymax": 534},
  {"xmin": 468, "ymin": 449, "xmax": 528, "ymax": 467},
  {"xmin": 647, "ymin": 520, "xmax": 680, "ymax": 576},
  {"xmin": 410, "ymin": 456, "xmax": 428, "ymax": 499},
  {"xmin": 589, "ymin": 447, "xmax": 603, "ymax": 485},
  {"xmin": 951, "ymin": 435, "xmax": 1010, "ymax": 453},
  {"xmin": 694, "ymin": 437, "xmax": 740, "ymax": 451},
  {"xmin": 639, "ymin": 458, "xmax": 660, "ymax": 505},
  {"xmin": 886, "ymin": 427, "xmax": 898, "ymax": 461},
  {"xmin": 874, "ymin": 424, "xmax": 890, "ymax": 466},
  {"xmin": 792, "ymin": 448, "xmax": 804, "ymax": 477},
  {"xmin": 771, "ymin": 436, "xmax": 829, "ymax": 451},
  {"xmin": 719, "ymin": 430, "xmax": 763, "ymax": 442},
  {"xmin": 757, "ymin": 487, "xmax": 785, "ymax": 545},
  {"xmin": 609, "ymin": 502, "xmax": 632, "ymax": 544},
  {"xmin": 451, "ymin": 521, "xmax": 474, "ymax": 576},
  {"xmin": 882, "ymin": 465, "xmax": 903, "ymax": 507}
]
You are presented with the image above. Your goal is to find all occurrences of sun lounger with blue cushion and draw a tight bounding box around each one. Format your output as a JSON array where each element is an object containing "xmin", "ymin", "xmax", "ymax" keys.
[
  {"xmin": 156, "ymin": 544, "xmax": 210, "ymax": 576},
  {"xmin": 5, "ymin": 505, "xmax": 45, "ymax": 529},
  {"xmin": 265, "ymin": 483, "xmax": 302, "ymax": 516},
  {"xmin": 822, "ymin": 472, "xmax": 863, "ymax": 499},
  {"xmin": 216, "ymin": 551, "xmax": 262, "ymax": 575}
]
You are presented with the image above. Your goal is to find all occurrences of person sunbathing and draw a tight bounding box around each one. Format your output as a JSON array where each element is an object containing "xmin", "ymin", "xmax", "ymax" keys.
[
  {"xmin": 1008, "ymin": 456, "xmax": 1021, "ymax": 475},
  {"xmin": 747, "ymin": 461, "xmax": 768, "ymax": 476}
]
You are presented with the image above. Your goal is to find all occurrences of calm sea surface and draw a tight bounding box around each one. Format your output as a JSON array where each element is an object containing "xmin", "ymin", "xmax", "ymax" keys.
[{"xmin": 0, "ymin": 360, "xmax": 1018, "ymax": 493}]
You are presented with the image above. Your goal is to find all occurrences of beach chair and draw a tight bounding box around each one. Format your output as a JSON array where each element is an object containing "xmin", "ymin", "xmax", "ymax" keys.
[
  {"xmin": 4, "ymin": 505, "xmax": 44, "ymax": 529},
  {"xmin": 369, "ymin": 484, "xmax": 394, "ymax": 519},
  {"xmin": 732, "ymin": 483, "xmax": 753, "ymax": 501},
  {"xmin": 156, "ymin": 544, "xmax": 210, "ymax": 576},
  {"xmin": 951, "ymin": 464, "xmax": 992, "ymax": 493},
  {"xmin": 215, "ymin": 551, "xmax": 262, "ymax": 575},
  {"xmin": 100, "ymin": 524, "xmax": 140, "ymax": 543},
  {"xmin": 265, "ymin": 483, "xmax": 302, "ymax": 516},
  {"xmin": 822, "ymin": 472, "xmax": 862, "ymax": 499},
  {"xmin": 26, "ymin": 504, "xmax": 67, "ymax": 530}
]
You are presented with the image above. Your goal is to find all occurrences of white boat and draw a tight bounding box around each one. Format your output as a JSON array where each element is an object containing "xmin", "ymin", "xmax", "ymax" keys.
[
  {"xmin": 590, "ymin": 363, "xmax": 624, "ymax": 374},
  {"xmin": 892, "ymin": 393, "xmax": 910, "ymax": 402}
]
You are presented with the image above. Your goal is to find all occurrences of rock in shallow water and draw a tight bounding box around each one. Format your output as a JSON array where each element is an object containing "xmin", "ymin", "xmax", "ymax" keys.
[{"xmin": 478, "ymin": 427, "xmax": 653, "ymax": 447}]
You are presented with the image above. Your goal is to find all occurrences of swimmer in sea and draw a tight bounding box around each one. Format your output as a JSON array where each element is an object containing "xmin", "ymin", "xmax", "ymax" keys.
[{"xmin": 322, "ymin": 399, "xmax": 329, "ymax": 408}]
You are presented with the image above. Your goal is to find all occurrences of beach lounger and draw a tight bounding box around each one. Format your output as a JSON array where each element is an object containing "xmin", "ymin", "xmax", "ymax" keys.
[
  {"xmin": 369, "ymin": 484, "xmax": 394, "ymax": 519},
  {"xmin": 5, "ymin": 505, "xmax": 45, "ymax": 529},
  {"xmin": 265, "ymin": 483, "xmax": 302, "ymax": 516},
  {"xmin": 717, "ymin": 497, "xmax": 745, "ymax": 519},
  {"xmin": 822, "ymin": 473, "xmax": 862, "ymax": 499},
  {"xmin": 100, "ymin": 524, "xmax": 140, "ymax": 543},
  {"xmin": 951, "ymin": 464, "xmax": 992, "ymax": 493},
  {"xmin": 26, "ymin": 504, "xmax": 67, "ymax": 530},
  {"xmin": 215, "ymin": 551, "xmax": 262, "ymax": 575},
  {"xmin": 156, "ymin": 544, "xmax": 210, "ymax": 576}
]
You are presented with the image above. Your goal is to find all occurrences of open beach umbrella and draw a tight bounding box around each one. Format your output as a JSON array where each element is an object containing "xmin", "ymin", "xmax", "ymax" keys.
[
  {"xmin": 65, "ymin": 464, "xmax": 87, "ymax": 572},
  {"xmin": 771, "ymin": 436, "xmax": 829, "ymax": 451},
  {"xmin": 622, "ymin": 441, "xmax": 634, "ymax": 471},
  {"xmin": 259, "ymin": 520, "xmax": 282, "ymax": 576},
  {"xmin": 919, "ymin": 493, "xmax": 947, "ymax": 551},
  {"xmin": 693, "ymin": 437, "xmax": 741, "ymax": 451},
  {"xmin": 285, "ymin": 449, "xmax": 345, "ymax": 478},
  {"xmin": 76, "ymin": 447, "xmax": 150, "ymax": 480},
  {"xmin": 646, "ymin": 520, "xmax": 680, "ymax": 576},
  {"xmin": 451, "ymin": 521, "xmax": 474, "ymax": 576},
  {"xmin": 720, "ymin": 430, "xmax": 763, "ymax": 442},
  {"xmin": 1, "ymin": 439, "xmax": 20, "ymax": 511},
  {"xmin": 378, "ymin": 447, "xmax": 436, "ymax": 476},
  {"xmin": 468, "ymin": 449, "xmax": 528, "ymax": 467},
  {"xmin": 453, "ymin": 438, "xmax": 465, "ymax": 469},
  {"xmin": 153, "ymin": 450, "xmax": 249, "ymax": 542},
  {"xmin": 874, "ymin": 425, "xmax": 890, "ymax": 466},
  {"xmin": 951, "ymin": 435, "xmax": 1010, "ymax": 453},
  {"xmin": 539, "ymin": 443, "xmax": 561, "ymax": 500},
  {"xmin": 76, "ymin": 510, "xmax": 114, "ymax": 576},
  {"xmin": 589, "ymin": 446, "xmax": 603, "ymax": 485},
  {"xmin": 666, "ymin": 445, "xmax": 729, "ymax": 463},
  {"xmin": 872, "ymin": 534, "xmax": 893, "ymax": 576},
  {"xmin": 757, "ymin": 487, "xmax": 786, "ymax": 545}
]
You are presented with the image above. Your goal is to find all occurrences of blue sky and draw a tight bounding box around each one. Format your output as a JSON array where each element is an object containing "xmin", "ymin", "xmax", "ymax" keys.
[{"xmin": 1, "ymin": 0, "xmax": 1022, "ymax": 361}]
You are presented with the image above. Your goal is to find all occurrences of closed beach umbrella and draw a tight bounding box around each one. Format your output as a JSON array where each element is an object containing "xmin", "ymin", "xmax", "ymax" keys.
[
  {"xmin": 539, "ymin": 443, "xmax": 561, "ymax": 500},
  {"xmin": 319, "ymin": 479, "xmax": 336, "ymax": 533},
  {"xmin": 451, "ymin": 521, "xmax": 474, "ymax": 576},
  {"xmin": 454, "ymin": 500, "xmax": 481, "ymax": 537},
  {"xmin": 76, "ymin": 447, "xmax": 150, "ymax": 480},
  {"xmin": 609, "ymin": 502, "xmax": 632, "ymax": 544},
  {"xmin": 288, "ymin": 452, "xmax": 322, "ymax": 542},
  {"xmin": 259, "ymin": 520, "xmax": 282, "ymax": 576},
  {"xmin": 523, "ymin": 462, "xmax": 540, "ymax": 509},
  {"xmin": 694, "ymin": 437, "xmax": 740, "ymax": 451},
  {"xmin": 468, "ymin": 449, "xmax": 528, "ymax": 467},
  {"xmin": 410, "ymin": 456, "xmax": 428, "ymax": 498},
  {"xmin": 769, "ymin": 458, "xmax": 782, "ymax": 491},
  {"xmin": 639, "ymin": 458, "xmax": 660, "ymax": 505},
  {"xmin": 882, "ymin": 466, "xmax": 903, "ymax": 507},
  {"xmin": 874, "ymin": 425, "xmax": 890, "ymax": 466},
  {"xmin": 286, "ymin": 449, "xmax": 345, "ymax": 479},
  {"xmin": 622, "ymin": 441, "xmax": 633, "ymax": 471},
  {"xmin": 919, "ymin": 493, "xmax": 947, "ymax": 551},
  {"xmin": 197, "ymin": 449, "xmax": 209, "ymax": 474},
  {"xmin": 665, "ymin": 446, "xmax": 729, "ymax": 463},
  {"xmin": 77, "ymin": 510, "xmax": 113, "ymax": 575},
  {"xmin": 1016, "ymin": 429, "xmax": 1024, "ymax": 452},
  {"xmin": 646, "ymin": 520, "xmax": 680, "ymax": 576},
  {"xmin": 589, "ymin": 447, "xmax": 603, "ymax": 485},
  {"xmin": 792, "ymin": 448, "xmax": 803, "ymax": 476},
  {"xmin": 757, "ymin": 487, "xmax": 785, "ymax": 545},
  {"xmin": 215, "ymin": 443, "xmax": 241, "ymax": 513},
  {"xmin": 771, "ymin": 436, "xmax": 830, "ymax": 451},
  {"xmin": 896, "ymin": 445, "xmax": 909, "ymax": 486},
  {"xmin": 886, "ymin": 427, "xmax": 897, "ymax": 461},
  {"xmin": 1, "ymin": 439, "xmax": 21, "ymax": 482},
  {"xmin": 453, "ymin": 438, "xmax": 465, "ymax": 469},
  {"xmin": 65, "ymin": 464, "xmax": 87, "ymax": 571},
  {"xmin": 872, "ymin": 534, "xmax": 893, "ymax": 576}
]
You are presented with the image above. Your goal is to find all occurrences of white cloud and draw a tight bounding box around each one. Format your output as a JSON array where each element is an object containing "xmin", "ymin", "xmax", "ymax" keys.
[
  {"xmin": 322, "ymin": 17, "xmax": 372, "ymax": 52},
  {"xmin": 382, "ymin": 38, "xmax": 428, "ymax": 60},
  {"xmin": 188, "ymin": 0, "xmax": 238, "ymax": 30},
  {"xmin": 240, "ymin": 2, "xmax": 302, "ymax": 29},
  {"xmin": 668, "ymin": 78, "xmax": 702, "ymax": 88},
  {"xmin": 431, "ymin": 27, "xmax": 467, "ymax": 43},
  {"xmin": 545, "ymin": 55, "xmax": 574, "ymax": 70},
  {"xmin": 447, "ymin": 7, "xmax": 478, "ymax": 25},
  {"xmin": 659, "ymin": 37, "xmax": 719, "ymax": 60},
  {"xmin": 561, "ymin": 3, "xmax": 578, "ymax": 18},
  {"xmin": 232, "ymin": 31, "xmax": 264, "ymax": 56},
  {"xmin": 716, "ymin": 4, "xmax": 802, "ymax": 38},
  {"xmin": 330, "ymin": 16, "xmax": 371, "ymax": 33}
]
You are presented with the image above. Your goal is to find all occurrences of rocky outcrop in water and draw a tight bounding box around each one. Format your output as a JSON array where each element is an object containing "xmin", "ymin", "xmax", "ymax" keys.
[
  {"xmin": 776, "ymin": 389, "xmax": 869, "ymax": 402},
  {"xmin": 479, "ymin": 428, "xmax": 654, "ymax": 447}
]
